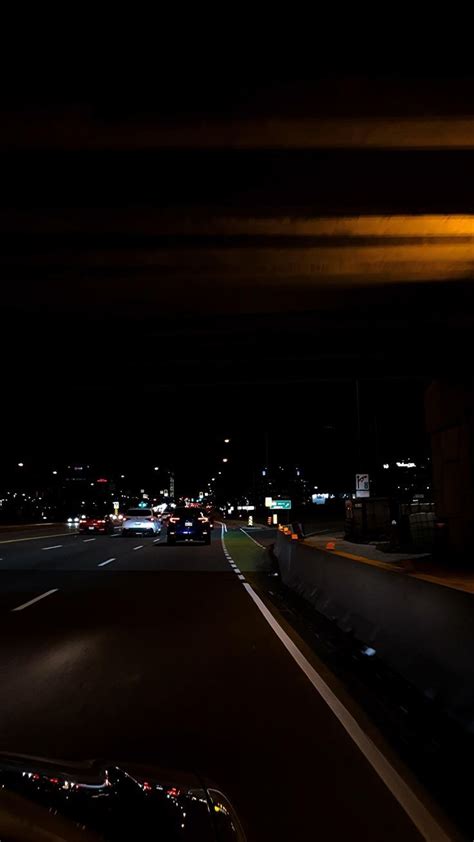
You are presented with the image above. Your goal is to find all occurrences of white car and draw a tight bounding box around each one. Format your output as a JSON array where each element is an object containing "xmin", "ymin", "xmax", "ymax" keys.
[{"xmin": 122, "ymin": 508, "xmax": 161, "ymax": 537}]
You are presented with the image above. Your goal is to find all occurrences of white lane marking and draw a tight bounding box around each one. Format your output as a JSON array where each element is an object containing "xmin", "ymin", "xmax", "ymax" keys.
[
  {"xmin": 0, "ymin": 532, "xmax": 76, "ymax": 545},
  {"xmin": 98, "ymin": 558, "xmax": 116, "ymax": 567},
  {"xmin": 133, "ymin": 545, "xmax": 144, "ymax": 551},
  {"xmin": 11, "ymin": 589, "xmax": 59, "ymax": 612},
  {"xmin": 41, "ymin": 544, "xmax": 63, "ymax": 551},
  {"xmin": 153, "ymin": 538, "xmax": 162, "ymax": 544},
  {"xmin": 240, "ymin": 528, "xmax": 266, "ymax": 548},
  {"xmin": 233, "ymin": 567, "xmax": 242, "ymax": 574},
  {"xmin": 220, "ymin": 522, "xmax": 449, "ymax": 840},
  {"xmin": 82, "ymin": 538, "xmax": 96, "ymax": 543},
  {"xmin": 238, "ymin": 574, "xmax": 246, "ymax": 580},
  {"xmin": 110, "ymin": 533, "xmax": 121, "ymax": 538},
  {"xmin": 241, "ymin": 582, "xmax": 450, "ymax": 842}
]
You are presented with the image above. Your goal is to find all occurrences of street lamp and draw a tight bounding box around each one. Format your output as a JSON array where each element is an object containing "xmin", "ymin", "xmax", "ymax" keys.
[
  {"xmin": 224, "ymin": 438, "xmax": 230, "ymax": 443},
  {"xmin": 17, "ymin": 462, "xmax": 24, "ymax": 467},
  {"xmin": 222, "ymin": 458, "xmax": 228, "ymax": 463},
  {"xmin": 52, "ymin": 470, "xmax": 58, "ymax": 475},
  {"xmin": 154, "ymin": 466, "xmax": 159, "ymax": 471}
]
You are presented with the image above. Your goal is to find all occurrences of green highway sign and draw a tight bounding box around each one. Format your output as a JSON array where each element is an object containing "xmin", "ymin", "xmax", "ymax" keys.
[{"xmin": 270, "ymin": 499, "xmax": 292, "ymax": 510}]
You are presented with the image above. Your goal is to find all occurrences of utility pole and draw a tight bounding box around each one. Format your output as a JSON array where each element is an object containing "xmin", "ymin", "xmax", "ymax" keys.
[{"xmin": 355, "ymin": 379, "xmax": 362, "ymax": 470}]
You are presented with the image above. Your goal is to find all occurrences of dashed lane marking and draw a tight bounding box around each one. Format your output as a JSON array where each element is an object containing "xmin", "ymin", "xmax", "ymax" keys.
[
  {"xmin": 98, "ymin": 558, "xmax": 116, "ymax": 567},
  {"xmin": 11, "ymin": 589, "xmax": 59, "ymax": 612},
  {"xmin": 133, "ymin": 545, "xmax": 144, "ymax": 551},
  {"xmin": 41, "ymin": 545, "xmax": 63, "ymax": 551},
  {"xmin": 82, "ymin": 538, "xmax": 96, "ymax": 543}
]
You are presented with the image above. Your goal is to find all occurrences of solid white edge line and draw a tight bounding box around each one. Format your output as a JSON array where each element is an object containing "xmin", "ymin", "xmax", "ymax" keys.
[
  {"xmin": 98, "ymin": 558, "xmax": 116, "ymax": 567},
  {"xmin": 11, "ymin": 589, "xmax": 59, "ymax": 612},
  {"xmin": 0, "ymin": 532, "xmax": 78, "ymax": 546},
  {"xmin": 241, "ymin": 581, "xmax": 451, "ymax": 842},
  {"xmin": 240, "ymin": 528, "xmax": 266, "ymax": 548},
  {"xmin": 41, "ymin": 545, "xmax": 63, "ymax": 551}
]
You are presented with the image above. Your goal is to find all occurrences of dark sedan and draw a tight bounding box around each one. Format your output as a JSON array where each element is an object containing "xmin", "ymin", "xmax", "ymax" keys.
[{"xmin": 167, "ymin": 508, "xmax": 211, "ymax": 545}]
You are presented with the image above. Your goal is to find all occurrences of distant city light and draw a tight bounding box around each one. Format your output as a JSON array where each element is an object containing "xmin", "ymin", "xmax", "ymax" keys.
[
  {"xmin": 396, "ymin": 461, "xmax": 416, "ymax": 468},
  {"xmin": 222, "ymin": 458, "xmax": 228, "ymax": 463},
  {"xmin": 154, "ymin": 466, "xmax": 159, "ymax": 471},
  {"xmin": 52, "ymin": 470, "xmax": 58, "ymax": 475},
  {"xmin": 224, "ymin": 438, "xmax": 230, "ymax": 443},
  {"xmin": 17, "ymin": 462, "xmax": 24, "ymax": 467},
  {"xmin": 383, "ymin": 463, "xmax": 390, "ymax": 470},
  {"xmin": 121, "ymin": 474, "xmax": 125, "ymax": 478}
]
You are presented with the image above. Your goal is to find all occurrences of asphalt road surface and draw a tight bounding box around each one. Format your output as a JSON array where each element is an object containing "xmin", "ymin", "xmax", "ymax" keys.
[{"xmin": 0, "ymin": 524, "xmax": 453, "ymax": 841}]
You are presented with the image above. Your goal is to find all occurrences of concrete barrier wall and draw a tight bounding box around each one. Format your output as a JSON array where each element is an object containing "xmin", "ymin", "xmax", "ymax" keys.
[{"xmin": 275, "ymin": 533, "xmax": 474, "ymax": 724}]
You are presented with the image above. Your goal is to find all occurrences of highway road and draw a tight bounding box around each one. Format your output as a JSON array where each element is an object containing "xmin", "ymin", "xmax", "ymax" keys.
[{"xmin": 0, "ymin": 523, "xmax": 453, "ymax": 841}]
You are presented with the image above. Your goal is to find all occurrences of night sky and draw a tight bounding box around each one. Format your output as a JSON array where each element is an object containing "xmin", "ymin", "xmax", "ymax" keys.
[{"xmin": 1, "ymin": 73, "xmax": 473, "ymax": 492}]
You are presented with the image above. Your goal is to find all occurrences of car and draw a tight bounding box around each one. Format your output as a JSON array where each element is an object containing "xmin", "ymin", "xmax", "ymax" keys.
[
  {"xmin": 78, "ymin": 514, "xmax": 115, "ymax": 534},
  {"xmin": 167, "ymin": 507, "xmax": 211, "ymax": 545},
  {"xmin": 0, "ymin": 752, "xmax": 246, "ymax": 841},
  {"xmin": 122, "ymin": 507, "xmax": 161, "ymax": 536}
]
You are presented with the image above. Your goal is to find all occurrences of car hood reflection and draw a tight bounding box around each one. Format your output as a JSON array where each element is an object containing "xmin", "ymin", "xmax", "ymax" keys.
[{"xmin": 0, "ymin": 753, "xmax": 246, "ymax": 840}]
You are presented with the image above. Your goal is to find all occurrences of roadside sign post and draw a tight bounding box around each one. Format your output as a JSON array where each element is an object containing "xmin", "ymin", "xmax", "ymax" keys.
[
  {"xmin": 270, "ymin": 499, "xmax": 292, "ymax": 525},
  {"xmin": 355, "ymin": 474, "xmax": 370, "ymax": 498}
]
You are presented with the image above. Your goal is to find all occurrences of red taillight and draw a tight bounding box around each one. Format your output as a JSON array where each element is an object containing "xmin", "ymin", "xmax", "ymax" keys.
[
  {"xmin": 198, "ymin": 516, "xmax": 209, "ymax": 523},
  {"xmin": 170, "ymin": 517, "xmax": 179, "ymax": 523}
]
